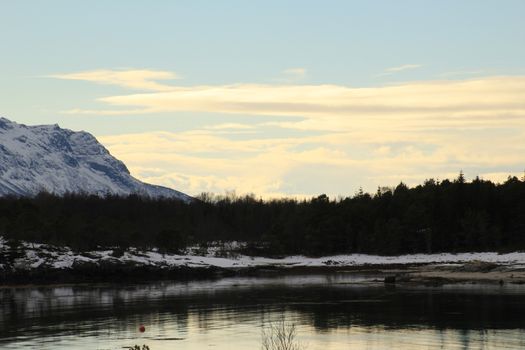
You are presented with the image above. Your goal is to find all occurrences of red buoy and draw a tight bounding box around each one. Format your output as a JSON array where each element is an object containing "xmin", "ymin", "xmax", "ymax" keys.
[{"xmin": 139, "ymin": 325, "xmax": 146, "ymax": 333}]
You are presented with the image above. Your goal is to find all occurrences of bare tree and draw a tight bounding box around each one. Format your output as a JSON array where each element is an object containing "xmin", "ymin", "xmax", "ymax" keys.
[{"xmin": 261, "ymin": 320, "xmax": 304, "ymax": 350}]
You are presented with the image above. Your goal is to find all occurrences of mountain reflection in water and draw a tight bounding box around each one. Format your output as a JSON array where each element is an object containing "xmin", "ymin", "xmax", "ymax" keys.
[{"xmin": 1, "ymin": 273, "xmax": 525, "ymax": 349}]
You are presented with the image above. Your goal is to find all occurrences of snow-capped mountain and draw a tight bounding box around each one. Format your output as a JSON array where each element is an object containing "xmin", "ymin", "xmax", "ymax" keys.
[{"xmin": 0, "ymin": 117, "xmax": 192, "ymax": 201}]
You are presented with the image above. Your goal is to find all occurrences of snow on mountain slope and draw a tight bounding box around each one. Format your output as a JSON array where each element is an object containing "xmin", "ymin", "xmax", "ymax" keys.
[{"xmin": 0, "ymin": 117, "xmax": 192, "ymax": 201}]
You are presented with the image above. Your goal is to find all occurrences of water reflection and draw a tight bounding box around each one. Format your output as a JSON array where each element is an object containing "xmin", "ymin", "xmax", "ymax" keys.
[{"xmin": 1, "ymin": 273, "xmax": 525, "ymax": 349}]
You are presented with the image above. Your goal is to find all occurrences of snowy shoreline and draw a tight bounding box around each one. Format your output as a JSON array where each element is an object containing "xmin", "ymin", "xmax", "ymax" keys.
[{"xmin": 2, "ymin": 237, "xmax": 525, "ymax": 272}]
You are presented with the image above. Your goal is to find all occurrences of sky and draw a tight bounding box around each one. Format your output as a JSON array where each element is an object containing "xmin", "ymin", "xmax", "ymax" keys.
[{"xmin": 1, "ymin": 0, "xmax": 525, "ymax": 198}]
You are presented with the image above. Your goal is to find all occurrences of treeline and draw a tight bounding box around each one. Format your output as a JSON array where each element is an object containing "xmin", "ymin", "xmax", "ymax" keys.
[{"xmin": 1, "ymin": 173, "xmax": 525, "ymax": 256}]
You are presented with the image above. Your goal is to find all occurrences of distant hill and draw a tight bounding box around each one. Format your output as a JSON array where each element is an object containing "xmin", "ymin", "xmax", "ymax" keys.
[{"xmin": 0, "ymin": 117, "xmax": 191, "ymax": 201}]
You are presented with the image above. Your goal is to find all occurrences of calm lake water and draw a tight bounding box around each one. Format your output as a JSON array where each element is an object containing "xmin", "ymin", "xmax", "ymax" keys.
[{"xmin": 2, "ymin": 273, "xmax": 525, "ymax": 349}]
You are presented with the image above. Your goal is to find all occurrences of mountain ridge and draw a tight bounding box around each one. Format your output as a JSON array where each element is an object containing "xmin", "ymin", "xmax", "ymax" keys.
[{"xmin": 0, "ymin": 117, "xmax": 192, "ymax": 201}]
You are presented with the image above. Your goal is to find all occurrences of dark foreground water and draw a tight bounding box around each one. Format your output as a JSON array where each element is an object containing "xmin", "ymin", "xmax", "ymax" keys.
[{"xmin": 1, "ymin": 273, "xmax": 525, "ymax": 349}]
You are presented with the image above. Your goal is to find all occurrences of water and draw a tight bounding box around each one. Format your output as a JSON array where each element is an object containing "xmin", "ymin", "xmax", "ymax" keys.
[{"xmin": 2, "ymin": 273, "xmax": 525, "ymax": 349}]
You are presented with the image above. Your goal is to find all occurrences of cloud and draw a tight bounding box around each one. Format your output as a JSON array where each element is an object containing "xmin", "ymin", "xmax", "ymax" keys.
[
  {"xmin": 99, "ymin": 130, "xmax": 302, "ymax": 197},
  {"xmin": 385, "ymin": 64, "xmax": 423, "ymax": 73},
  {"xmin": 66, "ymin": 77, "xmax": 525, "ymax": 134},
  {"xmin": 54, "ymin": 70, "xmax": 525, "ymax": 197},
  {"xmin": 203, "ymin": 123, "xmax": 255, "ymax": 130},
  {"xmin": 376, "ymin": 64, "xmax": 422, "ymax": 77},
  {"xmin": 270, "ymin": 67, "xmax": 307, "ymax": 83},
  {"xmin": 98, "ymin": 119, "xmax": 525, "ymax": 198},
  {"xmin": 283, "ymin": 67, "xmax": 306, "ymax": 78},
  {"xmin": 49, "ymin": 69, "xmax": 180, "ymax": 91},
  {"xmin": 439, "ymin": 70, "xmax": 486, "ymax": 78}
]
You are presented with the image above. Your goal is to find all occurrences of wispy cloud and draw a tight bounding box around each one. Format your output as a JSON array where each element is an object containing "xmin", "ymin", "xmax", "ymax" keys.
[
  {"xmin": 270, "ymin": 67, "xmax": 307, "ymax": 83},
  {"xmin": 49, "ymin": 69, "xmax": 180, "ymax": 91},
  {"xmin": 385, "ymin": 64, "xmax": 422, "ymax": 73},
  {"xmin": 204, "ymin": 123, "xmax": 256, "ymax": 130},
  {"xmin": 64, "ymin": 76, "xmax": 525, "ymax": 133},
  {"xmin": 377, "ymin": 64, "xmax": 423, "ymax": 77},
  {"xmin": 283, "ymin": 67, "xmax": 306, "ymax": 78},
  {"xmin": 439, "ymin": 70, "xmax": 486, "ymax": 78}
]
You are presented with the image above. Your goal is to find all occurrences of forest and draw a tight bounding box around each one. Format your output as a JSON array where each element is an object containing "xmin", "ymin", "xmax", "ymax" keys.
[{"xmin": 1, "ymin": 173, "xmax": 525, "ymax": 256}]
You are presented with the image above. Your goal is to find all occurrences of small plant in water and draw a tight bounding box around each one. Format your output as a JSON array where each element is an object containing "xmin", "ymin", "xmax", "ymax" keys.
[
  {"xmin": 123, "ymin": 345, "xmax": 150, "ymax": 350},
  {"xmin": 261, "ymin": 320, "xmax": 304, "ymax": 350}
]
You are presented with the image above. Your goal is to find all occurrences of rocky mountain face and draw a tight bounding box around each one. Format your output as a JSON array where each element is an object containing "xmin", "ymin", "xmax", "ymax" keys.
[{"xmin": 0, "ymin": 117, "xmax": 191, "ymax": 201}]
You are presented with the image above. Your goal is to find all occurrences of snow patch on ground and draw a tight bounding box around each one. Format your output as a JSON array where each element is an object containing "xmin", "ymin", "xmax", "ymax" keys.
[{"xmin": 2, "ymin": 237, "xmax": 525, "ymax": 271}]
